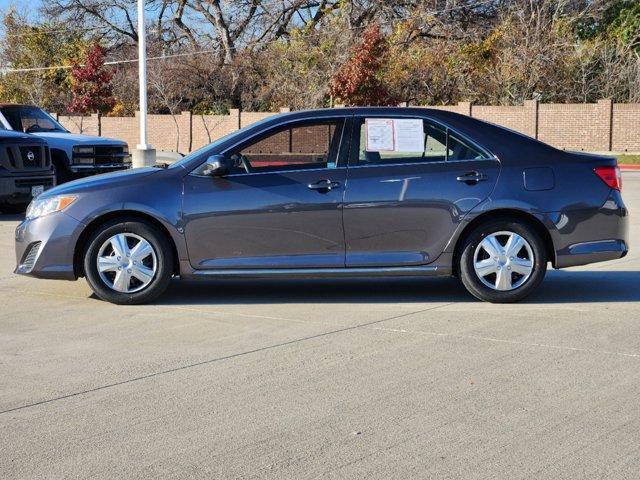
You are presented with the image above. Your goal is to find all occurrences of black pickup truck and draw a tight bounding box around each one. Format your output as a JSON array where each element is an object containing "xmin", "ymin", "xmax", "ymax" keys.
[{"xmin": 0, "ymin": 130, "xmax": 55, "ymax": 212}]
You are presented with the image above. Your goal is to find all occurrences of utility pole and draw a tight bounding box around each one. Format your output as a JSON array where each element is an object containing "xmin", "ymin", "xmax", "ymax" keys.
[{"xmin": 132, "ymin": 0, "xmax": 156, "ymax": 167}]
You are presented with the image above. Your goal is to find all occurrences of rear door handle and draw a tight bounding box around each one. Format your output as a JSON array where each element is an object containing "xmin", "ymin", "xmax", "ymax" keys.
[
  {"xmin": 456, "ymin": 171, "xmax": 488, "ymax": 184},
  {"xmin": 308, "ymin": 179, "xmax": 340, "ymax": 191}
]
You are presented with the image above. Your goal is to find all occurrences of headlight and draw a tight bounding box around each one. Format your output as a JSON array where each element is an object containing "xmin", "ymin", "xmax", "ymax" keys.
[
  {"xmin": 73, "ymin": 146, "xmax": 94, "ymax": 154},
  {"xmin": 25, "ymin": 195, "xmax": 77, "ymax": 220},
  {"xmin": 74, "ymin": 157, "xmax": 95, "ymax": 165}
]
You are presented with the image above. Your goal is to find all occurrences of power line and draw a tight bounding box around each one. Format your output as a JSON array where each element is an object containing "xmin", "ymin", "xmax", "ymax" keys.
[
  {"xmin": 0, "ymin": 0, "xmax": 496, "ymax": 74},
  {"xmin": 1, "ymin": 25, "xmax": 105, "ymax": 37},
  {"xmin": 1, "ymin": 49, "xmax": 219, "ymax": 73}
]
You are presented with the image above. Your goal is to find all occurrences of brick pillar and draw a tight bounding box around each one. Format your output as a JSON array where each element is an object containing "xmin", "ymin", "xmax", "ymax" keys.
[
  {"xmin": 181, "ymin": 111, "xmax": 192, "ymax": 153},
  {"xmin": 229, "ymin": 108, "xmax": 241, "ymax": 130},
  {"xmin": 458, "ymin": 101, "xmax": 472, "ymax": 116},
  {"xmin": 596, "ymin": 99, "xmax": 613, "ymax": 151},
  {"xmin": 524, "ymin": 99, "xmax": 539, "ymax": 139}
]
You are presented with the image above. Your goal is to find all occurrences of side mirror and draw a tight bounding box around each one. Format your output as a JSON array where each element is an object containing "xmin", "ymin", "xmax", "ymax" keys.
[{"xmin": 201, "ymin": 155, "xmax": 231, "ymax": 177}]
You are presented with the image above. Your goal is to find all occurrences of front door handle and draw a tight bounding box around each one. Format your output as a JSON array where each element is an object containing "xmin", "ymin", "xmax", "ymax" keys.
[
  {"xmin": 308, "ymin": 179, "xmax": 340, "ymax": 191},
  {"xmin": 456, "ymin": 171, "xmax": 488, "ymax": 185}
]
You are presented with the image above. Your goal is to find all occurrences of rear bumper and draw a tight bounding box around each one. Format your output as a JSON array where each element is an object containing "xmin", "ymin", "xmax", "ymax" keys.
[
  {"xmin": 551, "ymin": 190, "xmax": 629, "ymax": 268},
  {"xmin": 14, "ymin": 212, "xmax": 84, "ymax": 280},
  {"xmin": 559, "ymin": 239, "xmax": 628, "ymax": 267},
  {"xmin": 0, "ymin": 173, "xmax": 55, "ymax": 203}
]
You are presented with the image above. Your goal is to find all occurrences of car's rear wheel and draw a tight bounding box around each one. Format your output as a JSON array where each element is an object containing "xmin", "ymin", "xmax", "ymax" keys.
[
  {"xmin": 458, "ymin": 219, "xmax": 547, "ymax": 303},
  {"xmin": 83, "ymin": 219, "xmax": 173, "ymax": 304}
]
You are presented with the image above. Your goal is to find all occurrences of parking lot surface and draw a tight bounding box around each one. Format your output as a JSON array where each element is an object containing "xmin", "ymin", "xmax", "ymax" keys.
[{"xmin": 1, "ymin": 173, "xmax": 639, "ymax": 479}]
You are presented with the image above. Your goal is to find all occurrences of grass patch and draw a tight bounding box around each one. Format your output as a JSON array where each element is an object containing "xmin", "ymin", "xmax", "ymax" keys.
[{"xmin": 617, "ymin": 154, "xmax": 640, "ymax": 165}]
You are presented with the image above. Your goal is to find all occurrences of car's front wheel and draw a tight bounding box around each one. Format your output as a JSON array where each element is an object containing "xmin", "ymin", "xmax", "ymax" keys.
[
  {"xmin": 83, "ymin": 219, "xmax": 174, "ymax": 304},
  {"xmin": 458, "ymin": 218, "xmax": 547, "ymax": 303}
]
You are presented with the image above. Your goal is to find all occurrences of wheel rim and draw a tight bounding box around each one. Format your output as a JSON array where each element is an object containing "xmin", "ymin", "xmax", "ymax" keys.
[
  {"xmin": 97, "ymin": 233, "xmax": 157, "ymax": 293},
  {"xmin": 473, "ymin": 231, "xmax": 534, "ymax": 292}
]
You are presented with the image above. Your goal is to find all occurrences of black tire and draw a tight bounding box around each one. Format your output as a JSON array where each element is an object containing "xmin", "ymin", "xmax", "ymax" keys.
[
  {"xmin": 52, "ymin": 161, "xmax": 69, "ymax": 185},
  {"xmin": 458, "ymin": 218, "xmax": 547, "ymax": 303},
  {"xmin": 83, "ymin": 218, "xmax": 174, "ymax": 305}
]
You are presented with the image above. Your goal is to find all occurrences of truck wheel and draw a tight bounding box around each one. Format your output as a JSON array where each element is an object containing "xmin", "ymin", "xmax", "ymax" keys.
[
  {"xmin": 83, "ymin": 218, "xmax": 174, "ymax": 305},
  {"xmin": 458, "ymin": 218, "xmax": 547, "ymax": 303},
  {"xmin": 52, "ymin": 162, "xmax": 69, "ymax": 185}
]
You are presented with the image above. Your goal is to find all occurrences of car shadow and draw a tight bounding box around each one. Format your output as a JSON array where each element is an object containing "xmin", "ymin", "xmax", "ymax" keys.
[{"xmin": 156, "ymin": 269, "xmax": 640, "ymax": 305}]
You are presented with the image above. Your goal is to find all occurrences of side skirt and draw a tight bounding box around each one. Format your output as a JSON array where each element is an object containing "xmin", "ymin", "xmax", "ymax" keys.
[{"xmin": 185, "ymin": 265, "xmax": 450, "ymax": 279}]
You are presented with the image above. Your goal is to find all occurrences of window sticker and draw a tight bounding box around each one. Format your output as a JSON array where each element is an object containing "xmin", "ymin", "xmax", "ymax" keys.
[
  {"xmin": 394, "ymin": 119, "xmax": 424, "ymax": 152},
  {"xmin": 365, "ymin": 118, "xmax": 425, "ymax": 153},
  {"xmin": 365, "ymin": 118, "xmax": 394, "ymax": 152}
]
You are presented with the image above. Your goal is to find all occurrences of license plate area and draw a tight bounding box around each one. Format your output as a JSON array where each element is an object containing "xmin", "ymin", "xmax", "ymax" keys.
[{"xmin": 31, "ymin": 185, "xmax": 44, "ymax": 197}]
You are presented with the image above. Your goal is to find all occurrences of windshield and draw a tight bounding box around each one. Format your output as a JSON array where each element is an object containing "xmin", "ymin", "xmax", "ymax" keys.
[{"xmin": 0, "ymin": 106, "xmax": 67, "ymax": 133}]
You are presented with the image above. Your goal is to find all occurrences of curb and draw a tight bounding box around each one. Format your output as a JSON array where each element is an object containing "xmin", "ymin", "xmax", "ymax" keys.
[{"xmin": 620, "ymin": 165, "xmax": 640, "ymax": 171}]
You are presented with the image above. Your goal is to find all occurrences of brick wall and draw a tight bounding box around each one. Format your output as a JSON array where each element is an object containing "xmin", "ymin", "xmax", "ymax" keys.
[{"xmin": 54, "ymin": 100, "xmax": 640, "ymax": 154}]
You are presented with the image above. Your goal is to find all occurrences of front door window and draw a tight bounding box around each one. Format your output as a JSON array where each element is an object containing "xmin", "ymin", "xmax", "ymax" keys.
[{"xmin": 229, "ymin": 120, "xmax": 345, "ymax": 173}]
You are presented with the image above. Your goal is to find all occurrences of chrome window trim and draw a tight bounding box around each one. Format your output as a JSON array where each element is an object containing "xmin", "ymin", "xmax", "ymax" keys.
[
  {"xmin": 191, "ymin": 166, "xmax": 347, "ymax": 179},
  {"xmin": 346, "ymin": 157, "xmax": 499, "ymax": 170}
]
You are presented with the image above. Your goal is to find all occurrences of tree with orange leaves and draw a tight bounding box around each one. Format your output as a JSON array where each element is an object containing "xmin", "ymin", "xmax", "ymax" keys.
[{"xmin": 329, "ymin": 24, "xmax": 397, "ymax": 106}]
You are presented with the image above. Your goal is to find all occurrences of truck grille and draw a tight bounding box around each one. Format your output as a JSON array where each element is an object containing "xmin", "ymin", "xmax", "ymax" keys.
[
  {"xmin": 1, "ymin": 144, "xmax": 50, "ymax": 170},
  {"xmin": 73, "ymin": 145, "xmax": 129, "ymax": 166},
  {"xmin": 20, "ymin": 146, "xmax": 42, "ymax": 166}
]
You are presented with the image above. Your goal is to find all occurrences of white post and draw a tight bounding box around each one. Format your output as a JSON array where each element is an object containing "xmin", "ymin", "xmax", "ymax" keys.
[{"xmin": 132, "ymin": 0, "xmax": 156, "ymax": 167}]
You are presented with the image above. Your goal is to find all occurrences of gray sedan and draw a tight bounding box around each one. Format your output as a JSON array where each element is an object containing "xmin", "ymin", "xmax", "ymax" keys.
[{"xmin": 14, "ymin": 108, "xmax": 629, "ymax": 304}]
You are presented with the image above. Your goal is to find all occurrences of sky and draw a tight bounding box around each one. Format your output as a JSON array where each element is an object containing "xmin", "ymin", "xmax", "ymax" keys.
[{"xmin": 0, "ymin": 0, "xmax": 42, "ymax": 19}]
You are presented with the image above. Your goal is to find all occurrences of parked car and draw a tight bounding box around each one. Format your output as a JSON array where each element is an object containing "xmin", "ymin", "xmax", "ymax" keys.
[
  {"xmin": 0, "ymin": 104, "xmax": 131, "ymax": 185},
  {"xmin": 0, "ymin": 129, "xmax": 54, "ymax": 212},
  {"xmin": 14, "ymin": 107, "xmax": 628, "ymax": 304}
]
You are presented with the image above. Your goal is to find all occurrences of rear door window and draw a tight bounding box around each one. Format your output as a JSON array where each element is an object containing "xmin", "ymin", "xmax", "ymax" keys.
[{"xmin": 354, "ymin": 117, "xmax": 489, "ymax": 165}]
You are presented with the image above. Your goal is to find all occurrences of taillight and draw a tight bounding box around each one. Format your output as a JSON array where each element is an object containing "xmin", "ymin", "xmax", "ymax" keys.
[{"xmin": 594, "ymin": 166, "xmax": 622, "ymax": 191}]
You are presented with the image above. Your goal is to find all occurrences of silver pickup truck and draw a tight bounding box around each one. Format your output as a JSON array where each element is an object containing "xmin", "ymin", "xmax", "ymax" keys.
[{"xmin": 0, "ymin": 104, "xmax": 131, "ymax": 184}]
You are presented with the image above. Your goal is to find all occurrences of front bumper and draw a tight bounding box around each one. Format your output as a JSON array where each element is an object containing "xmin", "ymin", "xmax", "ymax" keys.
[
  {"xmin": 69, "ymin": 162, "xmax": 132, "ymax": 176},
  {"xmin": 0, "ymin": 173, "xmax": 55, "ymax": 204},
  {"xmin": 14, "ymin": 212, "xmax": 84, "ymax": 280}
]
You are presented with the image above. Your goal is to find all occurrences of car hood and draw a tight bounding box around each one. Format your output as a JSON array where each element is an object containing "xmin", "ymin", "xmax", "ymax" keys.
[
  {"xmin": 31, "ymin": 132, "xmax": 127, "ymax": 146},
  {"xmin": 43, "ymin": 167, "xmax": 160, "ymax": 197},
  {"xmin": 0, "ymin": 130, "xmax": 44, "ymax": 143}
]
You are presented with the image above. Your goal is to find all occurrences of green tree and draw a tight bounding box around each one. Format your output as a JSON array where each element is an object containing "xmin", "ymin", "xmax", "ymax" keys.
[{"xmin": 0, "ymin": 9, "xmax": 86, "ymax": 111}]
